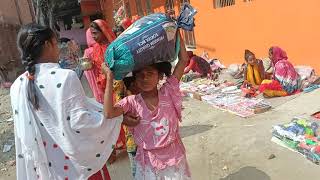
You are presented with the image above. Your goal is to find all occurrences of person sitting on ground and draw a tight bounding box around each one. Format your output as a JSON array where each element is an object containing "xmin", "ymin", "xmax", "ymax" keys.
[
  {"xmin": 259, "ymin": 46, "xmax": 300, "ymax": 97},
  {"xmin": 184, "ymin": 51, "xmax": 212, "ymax": 77},
  {"xmin": 243, "ymin": 49, "xmax": 265, "ymax": 88}
]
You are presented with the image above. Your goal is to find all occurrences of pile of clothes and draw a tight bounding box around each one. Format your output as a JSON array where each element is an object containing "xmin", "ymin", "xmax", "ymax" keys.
[
  {"xmin": 202, "ymin": 92, "xmax": 270, "ymax": 118},
  {"xmin": 180, "ymin": 79, "xmax": 271, "ymax": 118},
  {"xmin": 180, "ymin": 78, "xmax": 234, "ymax": 96},
  {"xmin": 295, "ymin": 66, "xmax": 320, "ymax": 93},
  {"xmin": 272, "ymin": 118, "xmax": 320, "ymax": 164}
]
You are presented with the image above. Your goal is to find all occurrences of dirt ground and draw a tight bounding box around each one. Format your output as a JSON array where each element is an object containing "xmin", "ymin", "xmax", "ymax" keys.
[
  {"xmin": 1, "ymin": 87, "xmax": 319, "ymax": 180},
  {"xmin": 108, "ymin": 90, "xmax": 320, "ymax": 180},
  {"xmin": 0, "ymin": 88, "xmax": 15, "ymax": 180}
]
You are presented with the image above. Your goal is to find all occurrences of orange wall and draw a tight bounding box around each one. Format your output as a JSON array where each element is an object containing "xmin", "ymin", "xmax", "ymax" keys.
[{"xmin": 190, "ymin": 0, "xmax": 320, "ymax": 73}]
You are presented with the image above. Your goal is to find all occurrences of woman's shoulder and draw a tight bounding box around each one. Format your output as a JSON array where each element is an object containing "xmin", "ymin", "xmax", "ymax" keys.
[{"xmin": 11, "ymin": 73, "xmax": 26, "ymax": 92}]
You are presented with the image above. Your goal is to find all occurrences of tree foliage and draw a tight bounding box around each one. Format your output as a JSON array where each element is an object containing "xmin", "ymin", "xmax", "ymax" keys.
[{"xmin": 32, "ymin": 0, "xmax": 78, "ymax": 29}]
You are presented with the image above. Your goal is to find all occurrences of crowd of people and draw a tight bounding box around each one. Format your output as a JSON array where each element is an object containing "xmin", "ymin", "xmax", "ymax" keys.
[
  {"xmin": 11, "ymin": 16, "xmax": 194, "ymax": 180},
  {"xmin": 9, "ymin": 11, "xmax": 312, "ymax": 179}
]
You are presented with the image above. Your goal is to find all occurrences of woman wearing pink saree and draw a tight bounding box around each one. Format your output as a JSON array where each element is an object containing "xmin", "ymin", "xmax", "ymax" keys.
[
  {"xmin": 259, "ymin": 46, "xmax": 300, "ymax": 97},
  {"xmin": 83, "ymin": 29, "xmax": 104, "ymax": 103}
]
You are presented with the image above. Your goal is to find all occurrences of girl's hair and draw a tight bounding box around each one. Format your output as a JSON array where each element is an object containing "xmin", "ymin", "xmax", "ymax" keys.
[
  {"xmin": 123, "ymin": 76, "xmax": 135, "ymax": 89},
  {"xmin": 90, "ymin": 22, "xmax": 102, "ymax": 32},
  {"xmin": 17, "ymin": 23, "xmax": 55, "ymax": 110},
  {"xmin": 154, "ymin": 62, "xmax": 172, "ymax": 77},
  {"xmin": 133, "ymin": 62, "xmax": 172, "ymax": 78},
  {"xmin": 244, "ymin": 49, "xmax": 255, "ymax": 61}
]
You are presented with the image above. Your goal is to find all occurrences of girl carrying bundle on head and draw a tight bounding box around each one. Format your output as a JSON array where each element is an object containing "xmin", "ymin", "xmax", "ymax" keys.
[{"xmin": 103, "ymin": 31, "xmax": 192, "ymax": 179}]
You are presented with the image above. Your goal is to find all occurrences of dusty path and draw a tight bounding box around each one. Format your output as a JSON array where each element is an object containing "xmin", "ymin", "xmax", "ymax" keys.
[
  {"xmin": 108, "ymin": 89, "xmax": 320, "ymax": 180},
  {"xmin": 1, "ymin": 88, "xmax": 319, "ymax": 180}
]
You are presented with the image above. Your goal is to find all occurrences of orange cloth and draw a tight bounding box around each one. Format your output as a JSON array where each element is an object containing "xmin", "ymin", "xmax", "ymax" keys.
[
  {"xmin": 260, "ymin": 80, "xmax": 288, "ymax": 97},
  {"xmin": 246, "ymin": 64, "xmax": 262, "ymax": 85}
]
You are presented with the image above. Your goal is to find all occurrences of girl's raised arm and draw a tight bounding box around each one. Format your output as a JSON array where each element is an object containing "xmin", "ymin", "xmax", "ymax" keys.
[
  {"xmin": 173, "ymin": 30, "xmax": 189, "ymax": 80},
  {"xmin": 102, "ymin": 64, "xmax": 124, "ymax": 119}
]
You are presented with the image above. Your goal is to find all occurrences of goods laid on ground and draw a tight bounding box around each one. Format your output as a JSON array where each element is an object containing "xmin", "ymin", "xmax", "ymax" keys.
[
  {"xmin": 312, "ymin": 112, "xmax": 320, "ymax": 120},
  {"xmin": 105, "ymin": 4, "xmax": 197, "ymax": 80},
  {"xmin": 272, "ymin": 117, "xmax": 320, "ymax": 164},
  {"xmin": 180, "ymin": 78, "xmax": 271, "ymax": 118}
]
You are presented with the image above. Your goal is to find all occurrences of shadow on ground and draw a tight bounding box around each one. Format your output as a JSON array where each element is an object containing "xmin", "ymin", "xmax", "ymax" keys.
[
  {"xmin": 180, "ymin": 125, "xmax": 213, "ymax": 138},
  {"xmin": 220, "ymin": 166, "xmax": 270, "ymax": 180}
]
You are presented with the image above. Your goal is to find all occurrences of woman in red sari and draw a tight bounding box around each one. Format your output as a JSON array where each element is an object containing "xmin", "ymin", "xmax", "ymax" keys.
[
  {"xmin": 90, "ymin": 19, "xmax": 116, "ymax": 96},
  {"xmin": 90, "ymin": 19, "xmax": 126, "ymax": 164}
]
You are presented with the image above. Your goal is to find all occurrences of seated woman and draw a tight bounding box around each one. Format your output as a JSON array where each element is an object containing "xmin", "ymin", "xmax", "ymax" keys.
[
  {"xmin": 259, "ymin": 46, "xmax": 300, "ymax": 97},
  {"xmin": 184, "ymin": 51, "xmax": 212, "ymax": 77},
  {"xmin": 243, "ymin": 49, "xmax": 265, "ymax": 87}
]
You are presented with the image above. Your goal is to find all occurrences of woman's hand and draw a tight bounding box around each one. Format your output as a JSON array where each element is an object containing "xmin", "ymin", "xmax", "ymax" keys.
[
  {"xmin": 101, "ymin": 63, "xmax": 113, "ymax": 79},
  {"xmin": 242, "ymin": 80, "xmax": 249, "ymax": 87},
  {"xmin": 123, "ymin": 113, "xmax": 141, "ymax": 127}
]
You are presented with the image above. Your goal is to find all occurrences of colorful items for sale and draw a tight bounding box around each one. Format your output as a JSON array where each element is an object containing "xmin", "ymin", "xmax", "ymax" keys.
[
  {"xmin": 180, "ymin": 78, "xmax": 271, "ymax": 118},
  {"xmin": 272, "ymin": 118, "xmax": 320, "ymax": 165}
]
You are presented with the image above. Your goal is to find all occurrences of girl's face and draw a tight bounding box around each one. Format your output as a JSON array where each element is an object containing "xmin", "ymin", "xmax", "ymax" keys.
[
  {"xmin": 247, "ymin": 55, "xmax": 257, "ymax": 65},
  {"xmin": 90, "ymin": 27, "xmax": 106, "ymax": 43},
  {"xmin": 44, "ymin": 37, "xmax": 60, "ymax": 62},
  {"xmin": 135, "ymin": 66, "xmax": 160, "ymax": 92}
]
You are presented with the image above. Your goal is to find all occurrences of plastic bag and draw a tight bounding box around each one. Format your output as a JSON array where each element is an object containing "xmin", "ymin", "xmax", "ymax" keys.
[{"xmin": 105, "ymin": 4, "xmax": 197, "ymax": 80}]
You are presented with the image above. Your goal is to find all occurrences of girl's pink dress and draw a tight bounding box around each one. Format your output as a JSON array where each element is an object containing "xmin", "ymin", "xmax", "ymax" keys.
[{"xmin": 118, "ymin": 76, "xmax": 191, "ymax": 179}]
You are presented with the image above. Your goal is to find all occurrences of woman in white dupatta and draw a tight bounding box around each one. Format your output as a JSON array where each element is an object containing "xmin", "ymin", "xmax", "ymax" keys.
[{"xmin": 11, "ymin": 23, "xmax": 139, "ymax": 180}]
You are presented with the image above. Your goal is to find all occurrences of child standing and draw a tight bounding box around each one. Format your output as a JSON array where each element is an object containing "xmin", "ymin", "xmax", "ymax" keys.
[
  {"xmin": 122, "ymin": 76, "xmax": 140, "ymax": 177},
  {"xmin": 103, "ymin": 32, "xmax": 191, "ymax": 179}
]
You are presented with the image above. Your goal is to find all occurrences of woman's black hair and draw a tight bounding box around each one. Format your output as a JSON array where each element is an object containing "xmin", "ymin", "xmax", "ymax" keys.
[
  {"xmin": 133, "ymin": 62, "xmax": 172, "ymax": 78},
  {"xmin": 244, "ymin": 49, "xmax": 255, "ymax": 61},
  {"xmin": 17, "ymin": 23, "xmax": 55, "ymax": 110},
  {"xmin": 90, "ymin": 21, "xmax": 102, "ymax": 32}
]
